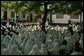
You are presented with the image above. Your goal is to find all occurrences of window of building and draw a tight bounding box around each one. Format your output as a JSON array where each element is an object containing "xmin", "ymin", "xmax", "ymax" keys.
[
  {"xmin": 70, "ymin": 14, "xmax": 79, "ymax": 19},
  {"xmin": 11, "ymin": 12, "xmax": 15, "ymax": 18},
  {"xmin": 56, "ymin": 14, "xmax": 64, "ymax": 19}
]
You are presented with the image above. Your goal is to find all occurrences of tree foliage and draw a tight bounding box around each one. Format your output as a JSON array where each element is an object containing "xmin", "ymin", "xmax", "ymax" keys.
[{"xmin": 1, "ymin": 1, "xmax": 83, "ymax": 31}]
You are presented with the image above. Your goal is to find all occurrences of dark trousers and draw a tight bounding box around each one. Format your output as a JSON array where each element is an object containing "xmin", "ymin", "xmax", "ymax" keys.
[{"xmin": 68, "ymin": 27, "xmax": 74, "ymax": 35}]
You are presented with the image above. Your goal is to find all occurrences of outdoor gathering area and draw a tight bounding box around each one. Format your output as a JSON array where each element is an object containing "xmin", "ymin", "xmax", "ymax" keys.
[{"xmin": 1, "ymin": 1, "xmax": 83, "ymax": 55}]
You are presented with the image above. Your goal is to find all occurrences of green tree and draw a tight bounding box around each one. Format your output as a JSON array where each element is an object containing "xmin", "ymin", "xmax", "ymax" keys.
[
  {"xmin": 1, "ymin": 1, "xmax": 83, "ymax": 32},
  {"xmin": 23, "ymin": 1, "xmax": 42, "ymax": 22},
  {"xmin": 1, "ymin": 1, "xmax": 25, "ymax": 25},
  {"xmin": 20, "ymin": 1, "xmax": 83, "ymax": 32},
  {"xmin": 9, "ymin": 1, "xmax": 25, "ymax": 22}
]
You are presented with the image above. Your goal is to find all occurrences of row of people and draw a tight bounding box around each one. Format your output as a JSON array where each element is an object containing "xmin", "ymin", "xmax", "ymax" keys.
[{"xmin": 1, "ymin": 24, "xmax": 83, "ymax": 55}]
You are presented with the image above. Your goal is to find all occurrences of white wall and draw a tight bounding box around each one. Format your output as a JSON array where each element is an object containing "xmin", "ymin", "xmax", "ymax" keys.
[
  {"xmin": 7, "ymin": 10, "xmax": 11, "ymax": 19},
  {"xmin": 82, "ymin": 12, "xmax": 83, "ymax": 21},
  {"xmin": 1, "ymin": 8, "xmax": 82, "ymax": 23},
  {"xmin": 1, "ymin": 9, "xmax": 4, "ymax": 19},
  {"xmin": 52, "ymin": 14, "xmax": 80, "ymax": 24}
]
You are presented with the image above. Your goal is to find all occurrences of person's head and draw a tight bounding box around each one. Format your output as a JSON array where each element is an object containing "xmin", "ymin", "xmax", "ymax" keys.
[
  {"xmin": 62, "ymin": 40, "xmax": 67, "ymax": 45},
  {"xmin": 69, "ymin": 24, "xmax": 71, "ymax": 27},
  {"xmin": 10, "ymin": 33, "xmax": 13, "ymax": 37},
  {"xmin": 16, "ymin": 32, "xmax": 19, "ymax": 35}
]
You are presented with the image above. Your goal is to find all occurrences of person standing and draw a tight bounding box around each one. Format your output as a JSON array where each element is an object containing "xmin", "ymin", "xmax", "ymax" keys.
[
  {"xmin": 68, "ymin": 24, "xmax": 74, "ymax": 35},
  {"xmin": 68, "ymin": 19, "xmax": 71, "ymax": 25}
]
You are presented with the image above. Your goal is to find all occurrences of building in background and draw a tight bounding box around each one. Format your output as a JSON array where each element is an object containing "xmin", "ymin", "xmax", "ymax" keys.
[{"xmin": 1, "ymin": 8, "xmax": 83, "ymax": 25}]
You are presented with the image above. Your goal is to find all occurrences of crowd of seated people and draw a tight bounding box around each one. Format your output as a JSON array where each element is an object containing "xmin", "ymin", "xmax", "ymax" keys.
[{"xmin": 1, "ymin": 22, "xmax": 83, "ymax": 55}]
